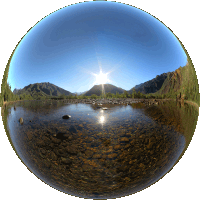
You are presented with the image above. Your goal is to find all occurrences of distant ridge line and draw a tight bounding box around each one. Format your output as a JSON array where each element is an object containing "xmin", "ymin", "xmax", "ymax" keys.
[{"xmin": 13, "ymin": 71, "xmax": 173, "ymax": 97}]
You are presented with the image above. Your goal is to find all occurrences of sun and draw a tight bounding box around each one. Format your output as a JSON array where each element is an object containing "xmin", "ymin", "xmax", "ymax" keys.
[{"xmin": 95, "ymin": 69, "xmax": 109, "ymax": 85}]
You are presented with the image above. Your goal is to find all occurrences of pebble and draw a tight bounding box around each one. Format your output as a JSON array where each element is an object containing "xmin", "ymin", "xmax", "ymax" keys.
[
  {"xmin": 19, "ymin": 117, "xmax": 23, "ymax": 124},
  {"xmin": 61, "ymin": 157, "xmax": 72, "ymax": 164},
  {"xmin": 114, "ymin": 144, "xmax": 121, "ymax": 150},
  {"xmin": 120, "ymin": 137, "xmax": 130, "ymax": 142}
]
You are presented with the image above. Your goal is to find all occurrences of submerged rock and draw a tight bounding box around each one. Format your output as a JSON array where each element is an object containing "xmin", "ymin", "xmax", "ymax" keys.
[
  {"xmin": 114, "ymin": 144, "xmax": 122, "ymax": 150},
  {"xmin": 120, "ymin": 137, "xmax": 130, "ymax": 142},
  {"xmin": 62, "ymin": 115, "xmax": 71, "ymax": 119},
  {"xmin": 61, "ymin": 157, "xmax": 72, "ymax": 164},
  {"xmin": 96, "ymin": 106, "xmax": 102, "ymax": 109},
  {"xmin": 19, "ymin": 117, "xmax": 23, "ymax": 124}
]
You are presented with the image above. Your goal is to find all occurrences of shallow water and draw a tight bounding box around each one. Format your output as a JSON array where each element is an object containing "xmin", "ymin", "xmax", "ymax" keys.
[{"xmin": 4, "ymin": 100, "xmax": 199, "ymax": 199}]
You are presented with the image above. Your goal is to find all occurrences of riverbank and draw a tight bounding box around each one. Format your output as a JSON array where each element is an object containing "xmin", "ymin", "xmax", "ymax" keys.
[
  {"xmin": 1, "ymin": 100, "xmax": 25, "ymax": 118},
  {"xmin": 3, "ymin": 100, "xmax": 24, "ymax": 106},
  {"xmin": 184, "ymin": 100, "xmax": 199, "ymax": 113}
]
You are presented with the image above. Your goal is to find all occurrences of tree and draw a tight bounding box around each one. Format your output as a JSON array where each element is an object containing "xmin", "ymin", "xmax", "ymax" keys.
[
  {"xmin": 116, "ymin": 92, "xmax": 120, "ymax": 98},
  {"xmin": 106, "ymin": 92, "xmax": 112, "ymax": 98},
  {"xmin": 59, "ymin": 94, "xmax": 66, "ymax": 99},
  {"xmin": 111, "ymin": 93, "xmax": 116, "ymax": 98},
  {"xmin": 123, "ymin": 91, "xmax": 128, "ymax": 98},
  {"xmin": 67, "ymin": 94, "xmax": 73, "ymax": 99},
  {"xmin": 132, "ymin": 88, "xmax": 136, "ymax": 99},
  {"xmin": 137, "ymin": 91, "xmax": 141, "ymax": 98},
  {"xmin": 91, "ymin": 94, "xmax": 98, "ymax": 99},
  {"xmin": 100, "ymin": 93, "xmax": 105, "ymax": 99},
  {"xmin": 127, "ymin": 92, "xmax": 131, "ymax": 98},
  {"xmin": 79, "ymin": 95, "xmax": 87, "ymax": 99}
]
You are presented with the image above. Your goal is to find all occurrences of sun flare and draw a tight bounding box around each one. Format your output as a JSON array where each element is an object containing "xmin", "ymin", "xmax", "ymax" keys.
[{"xmin": 94, "ymin": 69, "xmax": 109, "ymax": 85}]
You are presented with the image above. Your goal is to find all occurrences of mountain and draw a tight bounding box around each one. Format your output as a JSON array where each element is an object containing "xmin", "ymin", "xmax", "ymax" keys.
[
  {"xmin": 84, "ymin": 84, "xmax": 125, "ymax": 96},
  {"xmin": 156, "ymin": 70, "xmax": 180, "ymax": 95},
  {"xmin": 13, "ymin": 88, "xmax": 20, "ymax": 95},
  {"xmin": 157, "ymin": 61, "xmax": 199, "ymax": 103},
  {"xmin": 76, "ymin": 91, "xmax": 88, "ymax": 96},
  {"xmin": 14, "ymin": 82, "xmax": 74, "ymax": 99},
  {"xmin": 128, "ymin": 72, "xmax": 170, "ymax": 94}
]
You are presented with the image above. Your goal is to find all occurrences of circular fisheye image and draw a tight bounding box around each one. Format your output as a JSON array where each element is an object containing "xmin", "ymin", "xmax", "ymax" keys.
[{"xmin": 0, "ymin": 0, "xmax": 199, "ymax": 199}]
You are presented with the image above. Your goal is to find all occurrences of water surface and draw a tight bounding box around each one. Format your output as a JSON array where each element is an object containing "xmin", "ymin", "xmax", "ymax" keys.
[{"xmin": 4, "ymin": 99, "xmax": 198, "ymax": 199}]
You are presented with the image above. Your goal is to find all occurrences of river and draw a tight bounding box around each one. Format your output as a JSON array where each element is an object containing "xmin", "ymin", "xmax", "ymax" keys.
[{"xmin": 3, "ymin": 99, "xmax": 199, "ymax": 199}]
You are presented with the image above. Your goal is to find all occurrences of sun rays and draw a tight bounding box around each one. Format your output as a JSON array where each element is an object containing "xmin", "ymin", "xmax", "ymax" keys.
[
  {"xmin": 78, "ymin": 36, "xmax": 132, "ymax": 98},
  {"xmin": 93, "ymin": 69, "xmax": 110, "ymax": 85}
]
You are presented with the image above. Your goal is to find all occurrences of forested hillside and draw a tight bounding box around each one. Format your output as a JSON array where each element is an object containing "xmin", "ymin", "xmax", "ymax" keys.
[{"xmin": 156, "ymin": 60, "xmax": 199, "ymax": 105}]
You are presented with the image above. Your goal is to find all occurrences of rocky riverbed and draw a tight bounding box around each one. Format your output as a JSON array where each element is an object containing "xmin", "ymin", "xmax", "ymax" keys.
[
  {"xmin": 4, "ymin": 99, "xmax": 196, "ymax": 198},
  {"xmin": 51, "ymin": 98, "xmax": 162, "ymax": 106},
  {"xmin": 16, "ymin": 119, "xmax": 185, "ymax": 198}
]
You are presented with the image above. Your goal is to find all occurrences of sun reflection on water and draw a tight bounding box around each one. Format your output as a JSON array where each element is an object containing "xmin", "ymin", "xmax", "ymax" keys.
[
  {"xmin": 99, "ymin": 115, "xmax": 105, "ymax": 124},
  {"xmin": 97, "ymin": 109, "xmax": 108, "ymax": 126}
]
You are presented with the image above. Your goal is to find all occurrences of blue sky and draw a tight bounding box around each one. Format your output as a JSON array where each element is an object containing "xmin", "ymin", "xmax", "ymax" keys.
[{"xmin": 8, "ymin": 1, "xmax": 187, "ymax": 93}]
